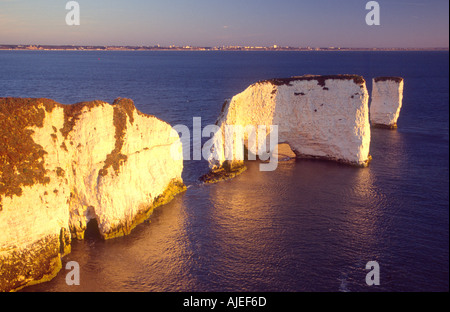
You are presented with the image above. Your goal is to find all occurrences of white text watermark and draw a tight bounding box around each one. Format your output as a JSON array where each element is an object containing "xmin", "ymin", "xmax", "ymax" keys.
[
  {"xmin": 366, "ymin": 1, "xmax": 381, "ymax": 26},
  {"xmin": 366, "ymin": 261, "xmax": 381, "ymax": 286},
  {"xmin": 65, "ymin": 1, "xmax": 80, "ymax": 26},
  {"xmin": 171, "ymin": 117, "xmax": 279, "ymax": 172},
  {"xmin": 65, "ymin": 261, "xmax": 80, "ymax": 286}
]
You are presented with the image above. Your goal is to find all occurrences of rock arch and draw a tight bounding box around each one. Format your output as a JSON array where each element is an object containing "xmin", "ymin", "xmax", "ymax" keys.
[{"xmin": 205, "ymin": 75, "xmax": 372, "ymax": 179}]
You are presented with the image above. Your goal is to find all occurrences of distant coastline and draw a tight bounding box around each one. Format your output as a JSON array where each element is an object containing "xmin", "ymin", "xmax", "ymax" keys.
[{"xmin": 0, "ymin": 44, "xmax": 448, "ymax": 52}]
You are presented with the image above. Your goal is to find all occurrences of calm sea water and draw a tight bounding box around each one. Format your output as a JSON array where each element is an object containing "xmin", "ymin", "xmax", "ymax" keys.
[{"xmin": 0, "ymin": 51, "xmax": 448, "ymax": 292}]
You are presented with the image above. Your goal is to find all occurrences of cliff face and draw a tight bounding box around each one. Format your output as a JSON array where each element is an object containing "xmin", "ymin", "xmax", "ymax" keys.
[
  {"xmin": 0, "ymin": 98, "xmax": 185, "ymax": 292},
  {"xmin": 206, "ymin": 75, "xmax": 371, "ymax": 176},
  {"xmin": 370, "ymin": 77, "xmax": 404, "ymax": 129}
]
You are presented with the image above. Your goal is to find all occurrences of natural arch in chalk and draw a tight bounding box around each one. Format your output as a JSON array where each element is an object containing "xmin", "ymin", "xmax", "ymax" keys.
[
  {"xmin": 242, "ymin": 140, "xmax": 297, "ymax": 162},
  {"xmin": 274, "ymin": 143, "xmax": 297, "ymax": 161},
  {"xmin": 206, "ymin": 75, "xmax": 372, "ymax": 176}
]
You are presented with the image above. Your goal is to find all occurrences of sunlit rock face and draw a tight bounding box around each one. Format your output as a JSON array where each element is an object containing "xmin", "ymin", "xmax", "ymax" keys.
[
  {"xmin": 206, "ymin": 75, "xmax": 372, "ymax": 177},
  {"xmin": 370, "ymin": 77, "xmax": 404, "ymax": 129},
  {"xmin": 0, "ymin": 98, "xmax": 185, "ymax": 291}
]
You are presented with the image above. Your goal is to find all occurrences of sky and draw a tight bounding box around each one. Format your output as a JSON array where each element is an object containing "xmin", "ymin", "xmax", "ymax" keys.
[{"xmin": 0, "ymin": 0, "xmax": 448, "ymax": 48}]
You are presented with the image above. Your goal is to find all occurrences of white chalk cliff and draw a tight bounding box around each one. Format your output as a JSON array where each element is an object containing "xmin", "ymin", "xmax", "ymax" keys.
[
  {"xmin": 0, "ymin": 98, "xmax": 185, "ymax": 292},
  {"xmin": 370, "ymin": 77, "xmax": 404, "ymax": 128},
  {"xmin": 206, "ymin": 75, "xmax": 372, "ymax": 175}
]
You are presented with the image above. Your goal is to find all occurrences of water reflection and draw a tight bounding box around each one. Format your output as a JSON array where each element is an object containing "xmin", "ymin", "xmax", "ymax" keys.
[
  {"xmin": 371, "ymin": 128, "xmax": 407, "ymax": 180},
  {"xmin": 23, "ymin": 121, "xmax": 444, "ymax": 292},
  {"xmin": 207, "ymin": 163, "xmax": 291, "ymax": 291},
  {"xmin": 24, "ymin": 157, "xmax": 389, "ymax": 292},
  {"xmin": 202, "ymin": 158, "xmax": 387, "ymax": 291},
  {"xmin": 24, "ymin": 193, "xmax": 191, "ymax": 292}
]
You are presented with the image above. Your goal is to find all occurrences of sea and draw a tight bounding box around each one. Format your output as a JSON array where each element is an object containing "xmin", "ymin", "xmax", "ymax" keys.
[{"xmin": 0, "ymin": 50, "xmax": 448, "ymax": 292}]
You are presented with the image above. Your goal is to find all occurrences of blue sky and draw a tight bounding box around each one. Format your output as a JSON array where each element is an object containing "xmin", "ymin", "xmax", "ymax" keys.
[{"xmin": 0, "ymin": 0, "xmax": 448, "ymax": 47}]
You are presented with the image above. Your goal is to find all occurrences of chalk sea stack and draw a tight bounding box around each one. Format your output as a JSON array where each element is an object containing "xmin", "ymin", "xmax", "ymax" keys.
[
  {"xmin": 0, "ymin": 98, "xmax": 185, "ymax": 292},
  {"xmin": 203, "ymin": 75, "xmax": 372, "ymax": 183},
  {"xmin": 370, "ymin": 77, "xmax": 404, "ymax": 129}
]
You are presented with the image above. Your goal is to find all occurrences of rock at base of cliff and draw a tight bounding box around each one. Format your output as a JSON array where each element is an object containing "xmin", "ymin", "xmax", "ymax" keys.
[
  {"xmin": 0, "ymin": 234, "xmax": 62, "ymax": 292},
  {"xmin": 200, "ymin": 163, "xmax": 247, "ymax": 184},
  {"xmin": 102, "ymin": 179, "xmax": 187, "ymax": 240}
]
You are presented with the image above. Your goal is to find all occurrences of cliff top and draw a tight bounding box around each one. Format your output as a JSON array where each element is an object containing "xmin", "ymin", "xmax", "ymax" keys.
[
  {"xmin": 373, "ymin": 77, "xmax": 404, "ymax": 83},
  {"xmin": 0, "ymin": 97, "xmax": 162, "ymax": 211},
  {"xmin": 260, "ymin": 75, "xmax": 366, "ymax": 88}
]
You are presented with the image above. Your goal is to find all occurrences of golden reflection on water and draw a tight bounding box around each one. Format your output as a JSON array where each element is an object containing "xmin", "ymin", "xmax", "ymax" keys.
[
  {"xmin": 206, "ymin": 162, "xmax": 293, "ymax": 290},
  {"xmin": 209, "ymin": 158, "xmax": 385, "ymax": 245},
  {"xmin": 343, "ymin": 166, "xmax": 386, "ymax": 247},
  {"xmin": 206, "ymin": 157, "xmax": 387, "ymax": 290},
  {"xmin": 24, "ymin": 193, "xmax": 192, "ymax": 292},
  {"xmin": 24, "ymin": 157, "xmax": 388, "ymax": 292}
]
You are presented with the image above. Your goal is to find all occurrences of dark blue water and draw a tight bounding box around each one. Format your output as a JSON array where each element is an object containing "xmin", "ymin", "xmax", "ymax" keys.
[{"xmin": 1, "ymin": 51, "xmax": 448, "ymax": 292}]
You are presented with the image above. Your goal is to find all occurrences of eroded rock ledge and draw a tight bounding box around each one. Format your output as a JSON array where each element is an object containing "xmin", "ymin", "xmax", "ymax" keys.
[{"xmin": 0, "ymin": 97, "xmax": 185, "ymax": 291}]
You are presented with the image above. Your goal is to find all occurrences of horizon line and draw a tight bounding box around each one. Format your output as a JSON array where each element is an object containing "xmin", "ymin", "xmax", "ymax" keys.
[{"xmin": 0, "ymin": 44, "xmax": 448, "ymax": 51}]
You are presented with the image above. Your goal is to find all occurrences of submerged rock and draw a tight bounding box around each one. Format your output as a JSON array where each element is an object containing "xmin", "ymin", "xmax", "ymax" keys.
[
  {"xmin": 370, "ymin": 77, "xmax": 404, "ymax": 129},
  {"xmin": 203, "ymin": 75, "xmax": 372, "ymax": 182},
  {"xmin": 199, "ymin": 165, "xmax": 247, "ymax": 184},
  {"xmin": 0, "ymin": 97, "xmax": 185, "ymax": 291}
]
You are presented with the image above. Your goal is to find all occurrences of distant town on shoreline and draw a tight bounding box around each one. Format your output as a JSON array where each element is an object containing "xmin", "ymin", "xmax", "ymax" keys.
[{"xmin": 0, "ymin": 44, "xmax": 448, "ymax": 52}]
